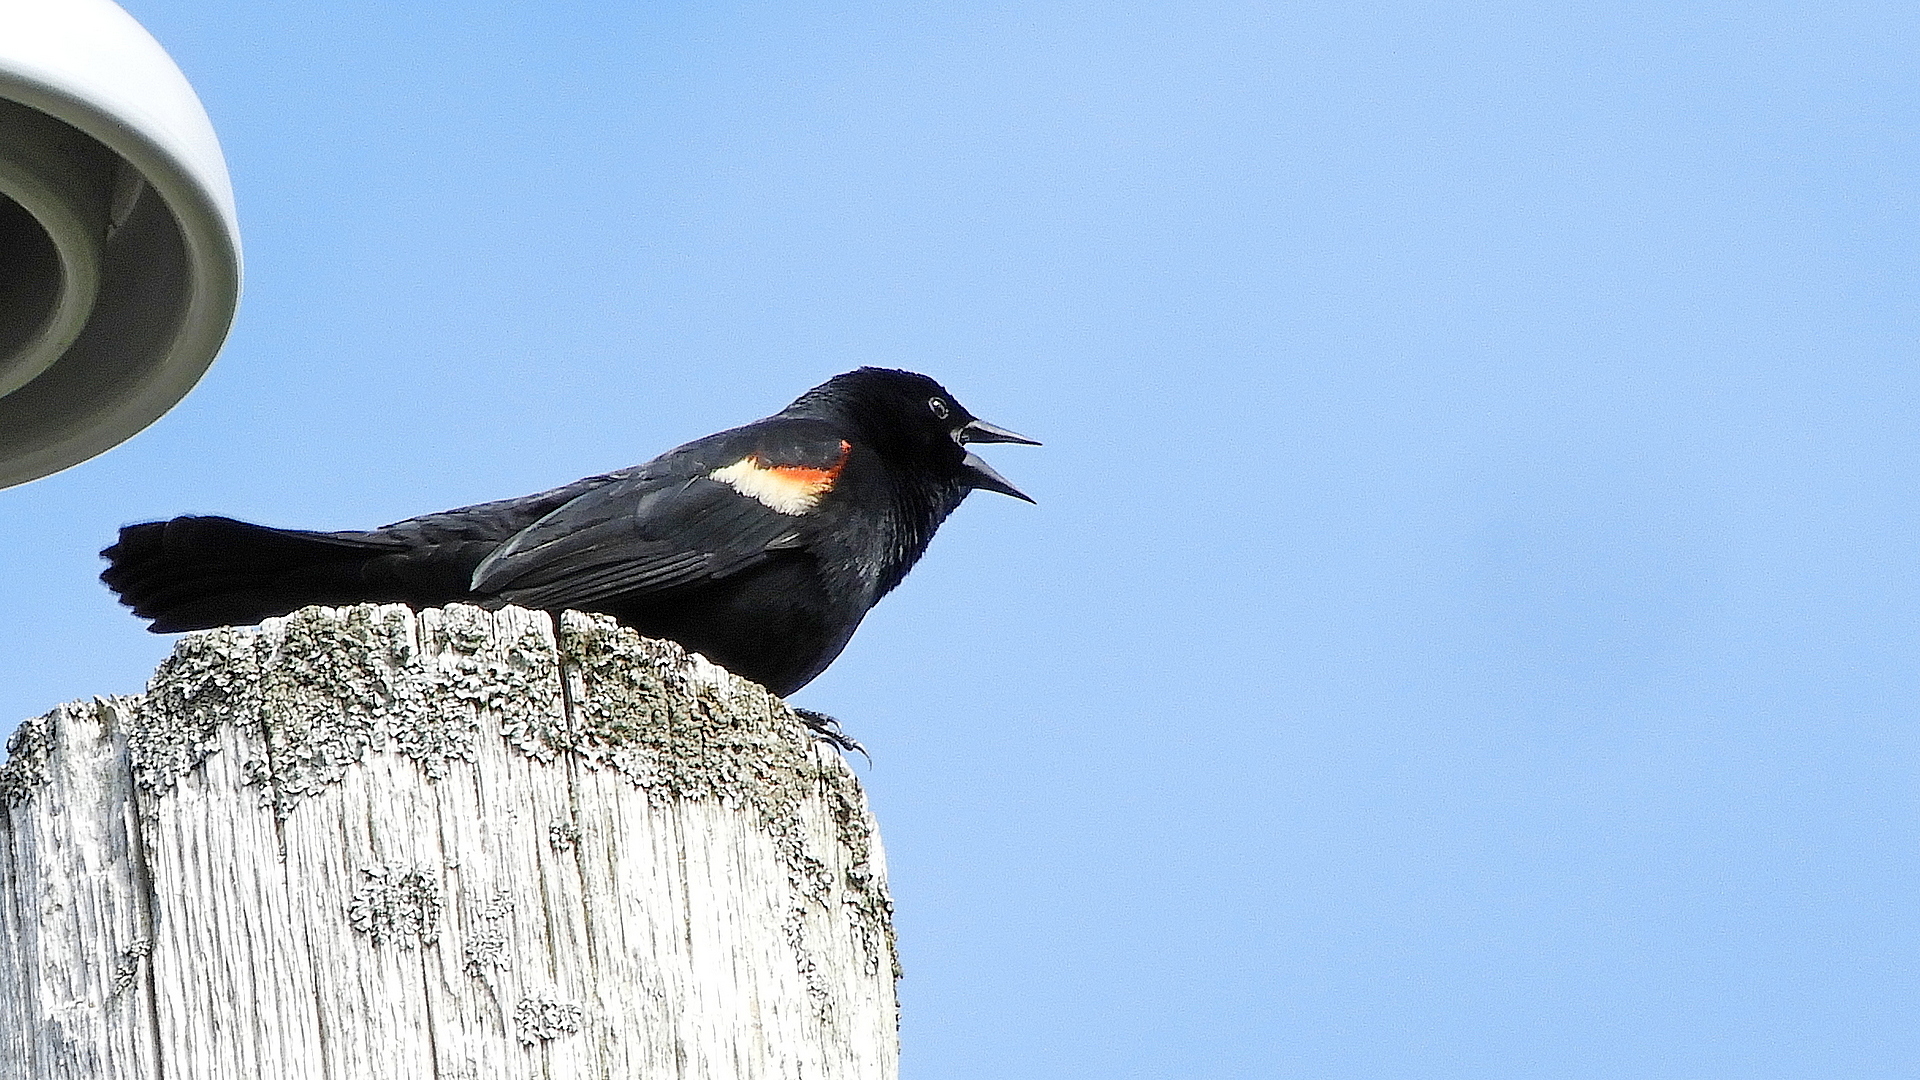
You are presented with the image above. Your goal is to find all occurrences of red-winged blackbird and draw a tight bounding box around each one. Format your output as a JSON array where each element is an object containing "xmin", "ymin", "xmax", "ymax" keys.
[{"xmin": 101, "ymin": 368, "xmax": 1038, "ymax": 697}]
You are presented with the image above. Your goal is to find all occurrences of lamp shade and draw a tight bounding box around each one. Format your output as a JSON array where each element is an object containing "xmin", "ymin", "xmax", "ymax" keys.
[{"xmin": 0, "ymin": 0, "xmax": 241, "ymax": 488}]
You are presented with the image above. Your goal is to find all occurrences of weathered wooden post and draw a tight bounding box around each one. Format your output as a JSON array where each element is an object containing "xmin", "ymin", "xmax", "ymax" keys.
[{"xmin": 0, "ymin": 603, "xmax": 898, "ymax": 1079}]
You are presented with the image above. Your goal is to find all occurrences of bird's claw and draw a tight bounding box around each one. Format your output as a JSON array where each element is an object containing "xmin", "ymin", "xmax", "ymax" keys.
[{"xmin": 792, "ymin": 707, "xmax": 870, "ymax": 763}]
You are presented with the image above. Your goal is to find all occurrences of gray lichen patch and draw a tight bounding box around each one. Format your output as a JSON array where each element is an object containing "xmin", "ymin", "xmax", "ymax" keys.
[
  {"xmin": 347, "ymin": 864, "xmax": 444, "ymax": 948},
  {"xmin": 109, "ymin": 938, "xmax": 153, "ymax": 1002},
  {"xmin": 241, "ymin": 608, "xmax": 407, "ymax": 814},
  {"xmin": 127, "ymin": 605, "xmax": 553, "ymax": 816},
  {"xmin": 0, "ymin": 709, "xmax": 57, "ymax": 807},
  {"xmin": 243, "ymin": 604, "xmax": 507, "ymax": 812},
  {"xmin": 462, "ymin": 888, "xmax": 515, "ymax": 979},
  {"xmin": 827, "ymin": 774, "xmax": 901, "ymax": 981},
  {"xmin": 552, "ymin": 611, "xmax": 899, "ymax": 990},
  {"xmin": 552, "ymin": 612, "xmax": 817, "ymax": 806},
  {"xmin": 129, "ymin": 628, "xmax": 263, "ymax": 794},
  {"xmin": 424, "ymin": 606, "xmax": 562, "ymax": 766},
  {"xmin": 513, "ymin": 994, "xmax": 583, "ymax": 1045}
]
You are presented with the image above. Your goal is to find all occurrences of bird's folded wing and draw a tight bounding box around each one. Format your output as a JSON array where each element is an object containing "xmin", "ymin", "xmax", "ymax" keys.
[{"xmin": 469, "ymin": 471, "xmax": 812, "ymax": 609}]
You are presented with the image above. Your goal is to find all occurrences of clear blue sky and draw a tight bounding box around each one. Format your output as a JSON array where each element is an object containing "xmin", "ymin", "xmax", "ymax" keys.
[{"xmin": 5, "ymin": 2, "xmax": 1917, "ymax": 1076}]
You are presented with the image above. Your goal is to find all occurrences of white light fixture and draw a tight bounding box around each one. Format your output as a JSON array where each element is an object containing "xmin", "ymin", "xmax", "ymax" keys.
[{"xmin": 0, "ymin": 0, "xmax": 241, "ymax": 488}]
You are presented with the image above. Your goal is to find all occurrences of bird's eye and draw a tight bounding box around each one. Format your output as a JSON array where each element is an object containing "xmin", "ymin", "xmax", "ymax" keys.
[{"xmin": 928, "ymin": 397, "xmax": 950, "ymax": 420}]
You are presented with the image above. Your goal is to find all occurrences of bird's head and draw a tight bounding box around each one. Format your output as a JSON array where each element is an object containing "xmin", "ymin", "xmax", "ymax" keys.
[{"xmin": 791, "ymin": 368, "xmax": 1041, "ymax": 501}]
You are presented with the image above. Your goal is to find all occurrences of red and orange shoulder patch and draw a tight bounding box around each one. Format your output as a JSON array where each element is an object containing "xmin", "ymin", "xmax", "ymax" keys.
[{"xmin": 709, "ymin": 440, "xmax": 852, "ymax": 515}]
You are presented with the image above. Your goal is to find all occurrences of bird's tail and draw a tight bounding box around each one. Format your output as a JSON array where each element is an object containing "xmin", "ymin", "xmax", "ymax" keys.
[{"xmin": 101, "ymin": 515, "xmax": 416, "ymax": 633}]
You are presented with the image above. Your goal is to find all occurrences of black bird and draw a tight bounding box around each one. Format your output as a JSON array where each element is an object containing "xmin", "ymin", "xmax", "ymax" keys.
[{"xmin": 101, "ymin": 368, "xmax": 1038, "ymax": 697}]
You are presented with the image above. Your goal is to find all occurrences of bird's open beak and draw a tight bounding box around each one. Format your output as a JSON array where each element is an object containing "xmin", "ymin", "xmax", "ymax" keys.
[
  {"xmin": 954, "ymin": 418, "xmax": 1040, "ymax": 502},
  {"xmin": 962, "ymin": 453, "xmax": 1035, "ymax": 503},
  {"xmin": 955, "ymin": 418, "xmax": 1042, "ymax": 446}
]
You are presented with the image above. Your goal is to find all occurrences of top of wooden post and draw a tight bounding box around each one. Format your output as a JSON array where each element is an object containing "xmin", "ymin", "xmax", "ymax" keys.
[{"xmin": 1, "ymin": 603, "xmax": 899, "ymax": 1080}]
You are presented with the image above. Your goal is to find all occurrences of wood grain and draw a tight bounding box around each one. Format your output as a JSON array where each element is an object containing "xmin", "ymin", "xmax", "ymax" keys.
[{"xmin": 0, "ymin": 604, "xmax": 897, "ymax": 1079}]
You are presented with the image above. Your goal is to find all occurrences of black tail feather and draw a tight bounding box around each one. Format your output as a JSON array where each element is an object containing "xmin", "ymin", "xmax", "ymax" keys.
[{"xmin": 101, "ymin": 515, "xmax": 418, "ymax": 633}]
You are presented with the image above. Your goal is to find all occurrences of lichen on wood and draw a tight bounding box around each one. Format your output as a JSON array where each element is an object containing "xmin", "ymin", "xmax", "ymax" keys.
[
  {"xmin": 0, "ymin": 602, "xmax": 899, "ymax": 1080},
  {"xmin": 0, "ymin": 709, "xmax": 55, "ymax": 807},
  {"xmin": 346, "ymin": 863, "xmax": 445, "ymax": 948},
  {"xmin": 512, "ymin": 994, "xmax": 584, "ymax": 1045},
  {"xmin": 554, "ymin": 610, "xmax": 899, "ymax": 987}
]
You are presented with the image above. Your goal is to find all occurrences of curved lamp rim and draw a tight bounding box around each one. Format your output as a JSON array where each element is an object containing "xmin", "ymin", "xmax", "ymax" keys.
[{"xmin": 0, "ymin": 0, "xmax": 242, "ymax": 490}]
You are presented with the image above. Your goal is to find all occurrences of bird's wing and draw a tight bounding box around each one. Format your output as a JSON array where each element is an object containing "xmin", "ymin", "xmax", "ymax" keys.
[{"xmin": 470, "ymin": 424, "xmax": 852, "ymax": 608}]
